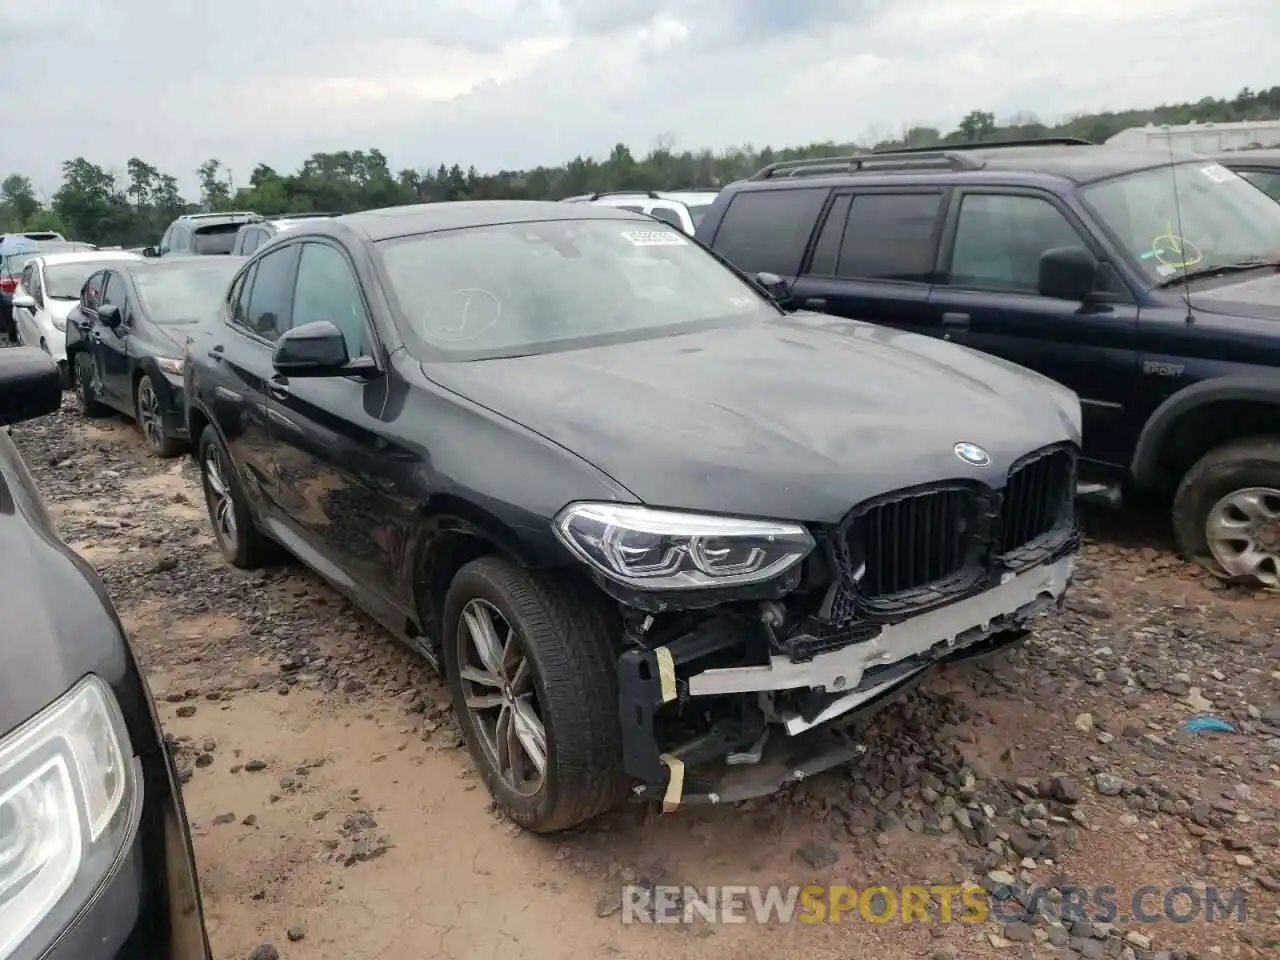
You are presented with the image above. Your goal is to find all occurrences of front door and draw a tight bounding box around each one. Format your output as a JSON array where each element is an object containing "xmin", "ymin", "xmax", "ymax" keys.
[
  {"xmin": 927, "ymin": 189, "xmax": 1141, "ymax": 468},
  {"xmin": 94, "ymin": 270, "xmax": 133, "ymax": 407},
  {"xmin": 789, "ymin": 189, "xmax": 948, "ymax": 337},
  {"xmin": 265, "ymin": 239, "xmax": 414, "ymax": 627}
]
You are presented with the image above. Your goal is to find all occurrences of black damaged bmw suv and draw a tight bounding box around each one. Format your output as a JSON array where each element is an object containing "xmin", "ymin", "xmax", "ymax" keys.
[
  {"xmin": 0, "ymin": 347, "xmax": 210, "ymax": 958},
  {"xmin": 184, "ymin": 201, "xmax": 1082, "ymax": 832}
]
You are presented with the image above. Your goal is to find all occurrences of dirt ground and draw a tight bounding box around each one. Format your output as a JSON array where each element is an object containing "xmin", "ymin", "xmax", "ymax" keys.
[{"xmin": 11, "ymin": 398, "xmax": 1280, "ymax": 960}]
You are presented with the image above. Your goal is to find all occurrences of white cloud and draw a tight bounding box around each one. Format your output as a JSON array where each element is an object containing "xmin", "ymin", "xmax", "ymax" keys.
[{"xmin": 6, "ymin": 0, "xmax": 1278, "ymax": 197}]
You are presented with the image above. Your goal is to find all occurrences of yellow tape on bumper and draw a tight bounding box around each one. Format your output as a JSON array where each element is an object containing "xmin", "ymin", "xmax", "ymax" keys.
[
  {"xmin": 655, "ymin": 646, "xmax": 677, "ymax": 703},
  {"xmin": 660, "ymin": 753, "xmax": 685, "ymax": 814}
]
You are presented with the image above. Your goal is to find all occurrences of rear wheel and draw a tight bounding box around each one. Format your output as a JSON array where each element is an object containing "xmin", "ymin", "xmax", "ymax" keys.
[
  {"xmin": 135, "ymin": 375, "xmax": 183, "ymax": 458},
  {"xmin": 74, "ymin": 354, "xmax": 110, "ymax": 418},
  {"xmin": 197, "ymin": 426, "xmax": 277, "ymax": 568},
  {"xmin": 442, "ymin": 556, "xmax": 628, "ymax": 833},
  {"xmin": 1172, "ymin": 437, "xmax": 1280, "ymax": 587}
]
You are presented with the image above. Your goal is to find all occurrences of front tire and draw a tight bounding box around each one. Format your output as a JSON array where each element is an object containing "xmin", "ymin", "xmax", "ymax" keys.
[
  {"xmin": 74, "ymin": 354, "xmax": 110, "ymax": 418},
  {"xmin": 135, "ymin": 375, "xmax": 184, "ymax": 458},
  {"xmin": 1172, "ymin": 436, "xmax": 1280, "ymax": 588},
  {"xmin": 196, "ymin": 426, "xmax": 277, "ymax": 568},
  {"xmin": 442, "ymin": 556, "xmax": 629, "ymax": 833}
]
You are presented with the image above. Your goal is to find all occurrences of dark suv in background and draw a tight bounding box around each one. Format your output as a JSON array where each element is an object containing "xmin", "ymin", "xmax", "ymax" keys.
[
  {"xmin": 229, "ymin": 212, "xmax": 340, "ymax": 256},
  {"xmin": 146, "ymin": 212, "xmax": 262, "ymax": 258},
  {"xmin": 696, "ymin": 139, "xmax": 1280, "ymax": 587}
]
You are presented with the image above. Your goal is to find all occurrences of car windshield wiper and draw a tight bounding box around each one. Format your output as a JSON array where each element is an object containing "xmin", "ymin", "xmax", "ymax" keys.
[{"xmin": 1156, "ymin": 258, "xmax": 1280, "ymax": 287}]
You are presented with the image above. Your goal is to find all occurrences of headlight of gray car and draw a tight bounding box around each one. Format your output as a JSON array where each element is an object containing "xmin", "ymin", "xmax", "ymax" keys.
[
  {"xmin": 0, "ymin": 676, "xmax": 135, "ymax": 960},
  {"xmin": 554, "ymin": 502, "xmax": 815, "ymax": 589}
]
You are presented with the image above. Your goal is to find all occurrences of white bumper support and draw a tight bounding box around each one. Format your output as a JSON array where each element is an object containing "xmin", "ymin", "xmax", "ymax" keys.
[{"xmin": 686, "ymin": 555, "xmax": 1074, "ymax": 732}]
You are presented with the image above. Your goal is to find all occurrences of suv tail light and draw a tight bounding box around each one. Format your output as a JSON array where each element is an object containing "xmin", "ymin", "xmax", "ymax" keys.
[{"xmin": 0, "ymin": 277, "xmax": 18, "ymax": 294}]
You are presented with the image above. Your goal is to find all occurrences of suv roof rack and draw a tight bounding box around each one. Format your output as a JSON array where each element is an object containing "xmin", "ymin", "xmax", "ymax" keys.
[
  {"xmin": 269, "ymin": 211, "xmax": 342, "ymax": 219},
  {"xmin": 181, "ymin": 211, "xmax": 261, "ymax": 220},
  {"xmin": 749, "ymin": 153, "xmax": 981, "ymax": 180},
  {"xmin": 873, "ymin": 137, "xmax": 1094, "ymax": 155},
  {"xmin": 587, "ymin": 190, "xmax": 663, "ymax": 201},
  {"xmin": 750, "ymin": 137, "xmax": 1098, "ymax": 181}
]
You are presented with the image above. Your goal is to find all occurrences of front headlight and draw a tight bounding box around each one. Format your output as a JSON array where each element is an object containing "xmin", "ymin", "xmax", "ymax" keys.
[
  {"xmin": 50, "ymin": 315, "xmax": 65, "ymax": 333},
  {"xmin": 553, "ymin": 502, "xmax": 815, "ymax": 590},
  {"xmin": 0, "ymin": 677, "xmax": 135, "ymax": 960},
  {"xmin": 155, "ymin": 357, "xmax": 184, "ymax": 378}
]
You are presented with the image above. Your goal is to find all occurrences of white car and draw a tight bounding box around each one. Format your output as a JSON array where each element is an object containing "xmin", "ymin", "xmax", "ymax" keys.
[
  {"xmin": 561, "ymin": 190, "xmax": 719, "ymax": 235},
  {"xmin": 11, "ymin": 249, "xmax": 143, "ymax": 387}
]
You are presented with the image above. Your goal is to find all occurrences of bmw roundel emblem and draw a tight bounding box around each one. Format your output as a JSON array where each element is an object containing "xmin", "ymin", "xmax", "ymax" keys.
[{"xmin": 954, "ymin": 442, "xmax": 990, "ymax": 467}]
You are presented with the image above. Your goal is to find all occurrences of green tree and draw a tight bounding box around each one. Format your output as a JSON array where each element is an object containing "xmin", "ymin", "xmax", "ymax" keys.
[
  {"xmin": 2, "ymin": 175, "xmax": 40, "ymax": 225},
  {"xmin": 957, "ymin": 110, "xmax": 997, "ymax": 142},
  {"xmin": 51, "ymin": 159, "xmax": 130, "ymax": 244},
  {"xmin": 197, "ymin": 159, "xmax": 233, "ymax": 211}
]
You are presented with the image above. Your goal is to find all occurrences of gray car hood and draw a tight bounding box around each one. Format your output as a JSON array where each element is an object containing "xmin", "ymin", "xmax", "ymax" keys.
[{"xmin": 423, "ymin": 313, "xmax": 1080, "ymax": 524}]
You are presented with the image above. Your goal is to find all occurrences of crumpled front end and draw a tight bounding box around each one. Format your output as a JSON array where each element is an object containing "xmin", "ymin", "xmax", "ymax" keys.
[{"xmin": 608, "ymin": 443, "xmax": 1079, "ymax": 810}]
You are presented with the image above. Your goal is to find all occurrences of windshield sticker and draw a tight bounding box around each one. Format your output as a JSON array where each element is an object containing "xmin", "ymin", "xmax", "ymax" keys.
[
  {"xmin": 1199, "ymin": 163, "xmax": 1236, "ymax": 184},
  {"xmin": 1149, "ymin": 224, "xmax": 1202, "ymax": 270},
  {"xmin": 1155, "ymin": 263, "xmax": 1177, "ymax": 277},
  {"xmin": 621, "ymin": 230, "xmax": 688, "ymax": 247}
]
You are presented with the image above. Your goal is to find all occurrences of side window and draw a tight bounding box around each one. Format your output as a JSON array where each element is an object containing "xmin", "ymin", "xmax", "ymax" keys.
[
  {"xmin": 245, "ymin": 229, "xmax": 264, "ymax": 254},
  {"xmin": 170, "ymin": 226, "xmax": 189, "ymax": 252},
  {"xmin": 292, "ymin": 242, "xmax": 369, "ymax": 358},
  {"xmin": 228, "ymin": 264, "xmax": 257, "ymax": 328},
  {"xmin": 948, "ymin": 194, "xmax": 1086, "ymax": 294},
  {"xmin": 1245, "ymin": 170, "xmax": 1280, "ymax": 201},
  {"xmin": 29, "ymin": 266, "xmax": 43, "ymax": 303},
  {"xmin": 812, "ymin": 193, "xmax": 943, "ymax": 282},
  {"xmin": 709, "ymin": 188, "xmax": 829, "ymax": 275},
  {"xmin": 19, "ymin": 263, "xmax": 34, "ymax": 295},
  {"xmin": 158, "ymin": 226, "xmax": 172, "ymax": 253},
  {"xmin": 245, "ymin": 248, "xmax": 296, "ymax": 341},
  {"xmin": 101, "ymin": 272, "xmax": 128, "ymax": 309},
  {"xmin": 82, "ymin": 271, "xmax": 105, "ymax": 310}
]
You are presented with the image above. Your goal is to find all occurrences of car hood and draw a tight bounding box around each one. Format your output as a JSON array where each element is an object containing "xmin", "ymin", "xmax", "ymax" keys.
[
  {"xmin": 422, "ymin": 314, "xmax": 1080, "ymax": 524},
  {"xmin": 1191, "ymin": 269, "xmax": 1280, "ymax": 321},
  {"xmin": 0, "ymin": 431, "xmax": 151, "ymax": 743}
]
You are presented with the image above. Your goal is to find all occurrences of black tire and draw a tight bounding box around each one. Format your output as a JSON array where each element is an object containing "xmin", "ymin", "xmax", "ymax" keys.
[
  {"xmin": 1172, "ymin": 436, "xmax": 1280, "ymax": 586},
  {"xmin": 196, "ymin": 425, "xmax": 278, "ymax": 568},
  {"xmin": 135, "ymin": 374, "xmax": 184, "ymax": 458},
  {"xmin": 74, "ymin": 354, "xmax": 111, "ymax": 418},
  {"xmin": 57, "ymin": 361, "xmax": 72, "ymax": 391},
  {"xmin": 442, "ymin": 556, "xmax": 629, "ymax": 833}
]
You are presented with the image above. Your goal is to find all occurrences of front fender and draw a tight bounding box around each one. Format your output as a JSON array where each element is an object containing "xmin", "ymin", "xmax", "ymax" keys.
[{"xmin": 1130, "ymin": 375, "xmax": 1280, "ymax": 486}]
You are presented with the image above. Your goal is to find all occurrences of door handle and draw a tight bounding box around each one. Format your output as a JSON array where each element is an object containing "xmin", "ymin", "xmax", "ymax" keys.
[
  {"xmin": 941, "ymin": 312, "xmax": 970, "ymax": 329},
  {"xmin": 266, "ymin": 377, "xmax": 290, "ymax": 401},
  {"xmin": 207, "ymin": 345, "xmax": 224, "ymax": 362}
]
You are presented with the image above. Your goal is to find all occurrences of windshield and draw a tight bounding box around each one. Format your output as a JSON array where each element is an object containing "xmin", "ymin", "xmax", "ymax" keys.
[
  {"xmin": 0, "ymin": 253, "xmax": 35, "ymax": 278},
  {"xmin": 1084, "ymin": 161, "xmax": 1280, "ymax": 284},
  {"xmin": 44, "ymin": 262, "xmax": 123, "ymax": 299},
  {"xmin": 378, "ymin": 218, "xmax": 770, "ymax": 359},
  {"xmin": 132, "ymin": 261, "xmax": 240, "ymax": 321}
]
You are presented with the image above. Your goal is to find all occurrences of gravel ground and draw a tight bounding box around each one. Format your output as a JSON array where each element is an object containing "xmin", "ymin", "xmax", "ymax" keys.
[{"xmin": 9, "ymin": 395, "xmax": 1280, "ymax": 960}]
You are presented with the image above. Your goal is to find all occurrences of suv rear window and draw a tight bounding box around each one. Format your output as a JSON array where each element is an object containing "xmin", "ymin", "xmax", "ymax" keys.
[
  {"xmin": 709, "ymin": 188, "xmax": 828, "ymax": 275},
  {"xmin": 192, "ymin": 223, "xmax": 243, "ymax": 255},
  {"xmin": 809, "ymin": 192, "xmax": 945, "ymax": 282}
]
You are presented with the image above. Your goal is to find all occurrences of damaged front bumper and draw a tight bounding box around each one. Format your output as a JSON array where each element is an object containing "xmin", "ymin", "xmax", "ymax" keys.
[{"xmin": 619, "ymin": 553, "xmax": 1073, "ymax": 810}]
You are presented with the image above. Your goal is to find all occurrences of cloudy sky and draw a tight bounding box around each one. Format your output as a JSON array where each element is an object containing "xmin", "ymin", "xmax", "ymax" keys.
[{"xmin": 5, "ymin": 0, "xmax": 1277, "ymax": 198}]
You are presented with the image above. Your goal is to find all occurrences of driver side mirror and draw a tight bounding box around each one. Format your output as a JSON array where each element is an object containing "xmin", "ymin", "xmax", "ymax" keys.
[
  {"xmin": 142, "ymin": 246, "xmax": 160, "ymax": 258},
  {"xmin": 272, "ymin": 320, "xmax": 352, "ymax": 377},
  {"xmin": 755, "ymin": 271, "xmax": 793, "ymax": 305},
  {"xmin": 10, "ymin": 293, "xmax": 35, "ymax": 311},
  {"xmin": 98, "ymin": 304, "xmax": 123, "ymax": 329},
  {"xmin": 0, "ymin": 347, "xmax": 62, "ymax": 426},
  {"xmin": 1038, "ymin": 247, "xmax": 1099, "ymax": 301}
]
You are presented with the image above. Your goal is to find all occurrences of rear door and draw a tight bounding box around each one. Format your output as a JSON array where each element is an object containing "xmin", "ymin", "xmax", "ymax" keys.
[
  {"xmin": 927, "ymin": 188, "xmax": 1141, "ymax": 467},
  {"xmin": 789, "ymin": 189, "xmax": 948, "ymax": 336},
  {"xmin": 704, "ymin": 186, "xmax": 830, "ymax": 284},
  {"xmin": 205, "ymin": 246, "xmax": 299, "ymax": 507}
]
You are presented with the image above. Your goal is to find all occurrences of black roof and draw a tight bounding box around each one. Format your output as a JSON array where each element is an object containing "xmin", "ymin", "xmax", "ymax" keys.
[{"xmin": 337, "ymin": 200, "xmax": 651, "ymax": 242}]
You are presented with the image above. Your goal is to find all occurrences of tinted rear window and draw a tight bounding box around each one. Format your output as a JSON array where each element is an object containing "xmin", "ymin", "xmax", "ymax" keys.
[
  {"xmin": 810, "ymin": 192, "xmax": 945, "ymax": 282},
  {"xmin": 192, "ymin": 223, "xmax": 244, "ymax": 255},
  {"xmin": 708, "ymin": 188, "xmax": 828, "ymax": 275}
]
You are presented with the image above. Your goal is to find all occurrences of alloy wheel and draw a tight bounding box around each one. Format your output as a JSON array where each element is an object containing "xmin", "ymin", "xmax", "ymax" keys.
[
  {"xmin": 202, "ymin": 445, "xmax": 238, "ymax": 550},
  {"xmin": 456, "ymin": 598, "xmax": 547, "ymax": 796},
  {"xmin": 138, "ymin": 380, "xmax": 164, "ymax": 450},
  {"xmin": 1205, "ymin": 486, "xmax": 1280, "ymax": 587}
]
